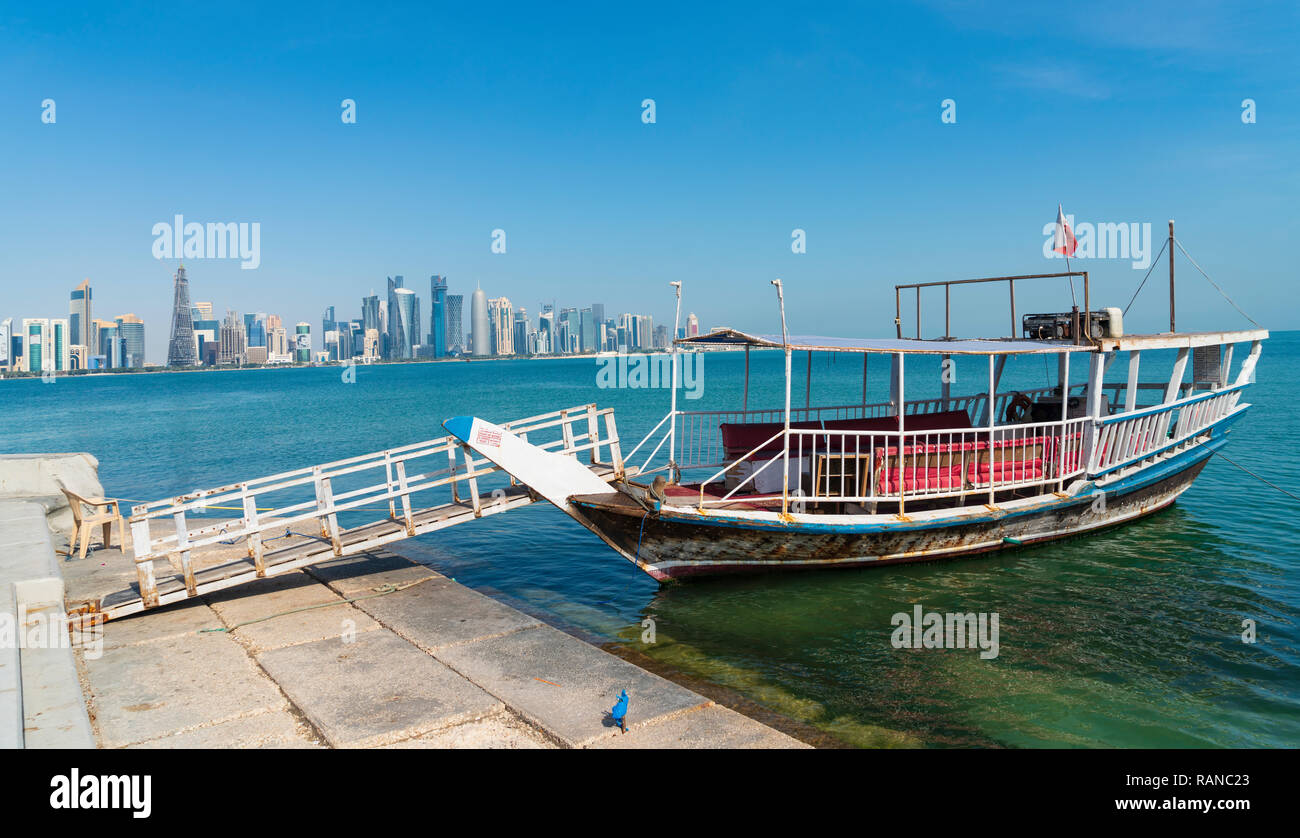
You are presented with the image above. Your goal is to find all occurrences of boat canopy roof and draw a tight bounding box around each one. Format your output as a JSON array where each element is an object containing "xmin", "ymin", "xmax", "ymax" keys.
[{"xmin": 675, "ymin": 328, "xmax": 1091, "ymax": 356}]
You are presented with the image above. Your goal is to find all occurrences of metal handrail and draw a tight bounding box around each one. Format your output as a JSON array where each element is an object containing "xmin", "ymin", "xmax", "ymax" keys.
[{"xmin": 895, "ymin": 271, "xmax": 1090, "ymax": 342}]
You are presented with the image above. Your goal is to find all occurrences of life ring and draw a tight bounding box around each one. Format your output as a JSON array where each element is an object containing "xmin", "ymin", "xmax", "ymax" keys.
[{"xmin": 1004, "ymin": 392, "xmax": 1033, "ymax": 424}]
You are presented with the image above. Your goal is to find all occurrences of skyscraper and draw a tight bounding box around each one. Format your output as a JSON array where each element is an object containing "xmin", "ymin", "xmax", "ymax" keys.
[
  {"xmin": 294, "ymin": 323, "xmax": 311, "ymax": 363},
  {"xmin": 22, "ymin": 319, "xmax": 70, "ymax": 373},
  {"xmin": 446, "ymin": 294, "xmax": 464, "ymax": 355},
  {"xmin": 219, "ymin": 310, "xmax": 247, "ymax": 365},
  {"xmin": 429, "ymin": 275, "xmax": 448, "ymax": 358},
  {"xmin": 0, "ymin": 318, "xmax": 10, "ymax": 368},
  {"xmin": 167, "ymin": 265, "xmax": 199, "ymax": 366},
  {"xmin": 362, "ymin": 295, "xmax": 380, "ymax": 337},
  {"xmin": 115, "ymin": 314, "xmax": 145, "ymax": 367},
  {"xmin": 471, "ymin": 287, "xmax": 489, "ymax": 356},
  {"xmin": 488, "ymin": 297, "xmax": 513, "ymax": 355},
  {"xmin": 244, "ymin": 312, "xmax": 267, "ymax": 348},
  {"xmin": 391, "ymin": 288, "xmax": 417, "ymax": 359},
  {"xmin": 69, "ymin": 279, "xmax": 92, "ymax": 348},
  {"xmin": 385, "ymin": 276, "xmax": 405, "ymax": 360},
  {"xmin": 513, "ymin": 308, "xmax": 529, "ymax": 357}
]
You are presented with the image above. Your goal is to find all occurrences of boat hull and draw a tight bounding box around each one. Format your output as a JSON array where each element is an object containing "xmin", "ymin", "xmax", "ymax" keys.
[{"xmin": 573, "ymin": 440, "xmax": 1218, "ymax": 581}]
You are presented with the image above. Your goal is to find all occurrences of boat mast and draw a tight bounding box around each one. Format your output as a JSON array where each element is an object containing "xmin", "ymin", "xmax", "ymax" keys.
[
  {"xmin": 1168, "ymin": 219, "xmax": 1176, "ymax": 333},
  {"xmin": 772, "ymin": 279, "xmax": 792, "ymax": 515}
]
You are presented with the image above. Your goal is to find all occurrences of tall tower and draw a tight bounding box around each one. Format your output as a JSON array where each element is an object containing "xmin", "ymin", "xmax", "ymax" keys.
[
  {"xmin": 445, "ymin": 294, "xmax": 464, "ymax": 354},
  {"xmin": 471, "ymin": 287, "xmax": 489, "ymax": 356},
  {"xmin": 429, "ymin": 275, "xmax": 448, "ymax": 357},
  {"xmin": 69, "ymin": 279, "xmax": 92, "ymax": 348},
  {"xmin": 167, "ymin": 265, "xmax": 199, "ymax": 366}
]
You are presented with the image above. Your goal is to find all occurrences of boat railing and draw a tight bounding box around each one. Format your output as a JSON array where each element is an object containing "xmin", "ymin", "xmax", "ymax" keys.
[
  {"xmin": 698, "ymin": 415, "xmax": 1092, "ymax": 510},
  {"xmin": 1090, "ymin": 382, "xmax": 1248, "ymax": 477},
  {"xmin": 126, "ymin": 404, "xmax": 622, "ymax": 606},
  {"xmin": 630, "ymin": 385, "xmax": 1076, "ymax": 476}
]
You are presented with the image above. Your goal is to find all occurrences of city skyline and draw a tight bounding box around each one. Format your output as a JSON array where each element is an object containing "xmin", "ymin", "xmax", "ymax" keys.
[{"xmin": 0, "ymin": 267, "xmax": 701, "ymax": 369}]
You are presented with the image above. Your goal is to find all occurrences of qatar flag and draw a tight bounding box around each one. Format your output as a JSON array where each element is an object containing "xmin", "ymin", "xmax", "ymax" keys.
[{"xmin": 1053, "ymin": 205, "xmax": 1078, "ymax": 257}]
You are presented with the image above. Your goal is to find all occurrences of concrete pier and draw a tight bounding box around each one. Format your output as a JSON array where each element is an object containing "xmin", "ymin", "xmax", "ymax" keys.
[{"xmin": 41, "ymin": 527, "xmax": 808, "ymax": 749}]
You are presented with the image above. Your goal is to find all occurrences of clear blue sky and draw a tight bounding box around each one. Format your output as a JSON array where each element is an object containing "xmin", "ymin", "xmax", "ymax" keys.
[{"xmin": 1, "ymin": 1, "xmax": 1296, "ymax": 362}]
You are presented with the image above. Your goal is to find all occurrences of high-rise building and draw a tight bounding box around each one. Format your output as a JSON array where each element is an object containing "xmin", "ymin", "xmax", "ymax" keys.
[
  {"xmin": 445, "ymin": 294, "xmax": 464, "ymax": 355},
  {"xmin": 391, "ymin": 288, "xmax": 417, "ymax": 359},
  {"xmin": 219, "ymin": 310, "xmax": 247, "ymax": 365},
  {"xmin": 579, "ymin": 308, "xmax": 597, "ymax": 353},
  {"xmin": 429, "ymin": 275, "xmax": 448, "ymax": 358},
  {"xmin": 22, "ymin": 319, "xmax": 70, "ymax": 373},
  {"xmin": 267, "ymin": 326, "xmax": 290, "ymax": 362},
  {"xmin": 488, "ymin": 297, "xmax": 513, "ymax": 355},
  {"xmin": 385, "ymin": 276, "xmax": 406, "ymax": 359},
  {"xmin": 244, "ymin": 312, "xmax": 267, "ymax": 348},
  {"xmin": 115, "ymin": 314, "xmax": 145, "ymax": 367},
  {"xmin": 513, "ymin": 308, "xmax": 529, "ymax": 357},
  {"xmin": 537, "ymin": 310, "xmax": 554, "ymax": 355},
  {"xmin": 192, "ymin": 318, "xmax": 219, "ymax": 362},
  {"xmin": 363, "ymin": 328, "xmax": 380, "ymax": 360},
  {"xmin": 294, "ymin": 323, "xmax": 311, "ymax": 363},
  {"xmin": 687, "ymin": 312, "xmax": 699, "ymax": 337},
  {"xmin": 361, "ymin": 295, "xmax": 380, "ymax": 337},
  {"xmin": 471, "ymin": 288, "xmax": 489, "ymax": 356},
  {"xmin": 167, "ymin": 265, "xmax": 199, "ymax": 366},
  {"xmin": 0, "ymin": 318, "xmax": 11, "ymax": 368},
  {"xmin": 193, "ymin": 301, "xmax": 213, "ymax": 321},
  {"xmin": 69, "ymin": 279, "xmax": 92, "ymax": 348},
  {"xmin": 638, "ymin": 315, "xmax": 653, "ymax": 349},
  {"xmin": 98, "ymin": 322, "xmax": 122, "ymax": 368}
]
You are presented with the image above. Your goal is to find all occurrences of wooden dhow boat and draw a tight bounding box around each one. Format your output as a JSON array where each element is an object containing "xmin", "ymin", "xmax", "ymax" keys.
[{"xmin": 445, "ymin": 250, "xmax": 1266, "ymax": 581}]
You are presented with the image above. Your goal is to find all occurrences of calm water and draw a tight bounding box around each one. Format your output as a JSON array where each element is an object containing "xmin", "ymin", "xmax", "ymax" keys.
[{"xmin": 4, "ymin": 336, "xmax": 1298, "ymax": 747}]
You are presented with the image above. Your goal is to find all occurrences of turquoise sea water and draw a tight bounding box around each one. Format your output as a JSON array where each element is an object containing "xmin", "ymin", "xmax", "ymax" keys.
[{"xmin": 3, "ymin": 334, "xmax": 1298, "ymax": 747}]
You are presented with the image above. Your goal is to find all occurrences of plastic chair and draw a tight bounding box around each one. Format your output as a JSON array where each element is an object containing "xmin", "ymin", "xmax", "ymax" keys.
[{"xmin": 59, "ymin": 484, "xmax": 126, "ymax": 558}]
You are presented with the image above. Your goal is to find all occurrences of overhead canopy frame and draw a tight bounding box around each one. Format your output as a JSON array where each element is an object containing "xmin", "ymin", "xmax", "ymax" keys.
[{"xmin": 675, "ymin": 328, "xmax": 1092, "ymax": 356}]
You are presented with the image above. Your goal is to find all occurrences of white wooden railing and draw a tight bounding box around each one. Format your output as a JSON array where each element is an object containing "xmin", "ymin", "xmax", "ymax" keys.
[
  {"xmin": 127, "ymin": 404, "xmax": 622, "ymax": 606},
  {"xmin": 1090, "ymin": 383, "xmax": 1247, "ymax": 477}
]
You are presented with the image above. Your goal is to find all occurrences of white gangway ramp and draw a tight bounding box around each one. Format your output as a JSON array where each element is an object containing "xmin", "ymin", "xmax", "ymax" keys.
[{"xmin": 79, "ymin": 405, "xmax": 626, "ymax": 621}]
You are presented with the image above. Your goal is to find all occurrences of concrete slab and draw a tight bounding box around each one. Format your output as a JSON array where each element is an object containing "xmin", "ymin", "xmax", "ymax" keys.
[
  {"xmin": 205, "ymin": 571, "xmax": 382, "ymax": 652},
  {"xmin": 307, "ymin": 551, "xmax": 439, "ymax": 598},
  {"xmin": 257, "ymin": 629, "xmax": 502, "ymax": 748},
  {"xmin": 101, "ymin": 601, "xmax": 222, "ymax": 651},
  {"xmin": 83, "ymin": 631, "xmax": 288, "ymax": 748},
  {"xmin": 384, "ymin": 709, "xmax": 555, "ymax": 749},
  {"xmin": 126, "ymin": 709, "xmax": 322, "ymax": 749},
  {"xmin": 588, "ymin": 704, "xmax": 810, "ymax": 749},
  {"xmin": 354, "ymin": 576, "xmax": 540, "ymax": 651},
  {"xmin": 434, "ymin": 624, "xmax": 710, "ymax": 747}
]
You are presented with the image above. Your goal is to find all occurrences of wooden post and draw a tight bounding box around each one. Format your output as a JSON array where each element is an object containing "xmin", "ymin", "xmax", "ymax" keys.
[
  {"xmin": 242, "ymin": 488, "xmax": 265, "ymax": 577},
  {"xmin": 1125, "ymin": 351, "xmax": 1141, "ymax": 412}
]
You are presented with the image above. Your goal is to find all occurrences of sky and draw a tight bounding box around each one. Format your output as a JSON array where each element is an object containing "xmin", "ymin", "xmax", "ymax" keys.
[{"xmin": 0, "ymin": 0, "xmax": 1296, "ymax": 362}]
